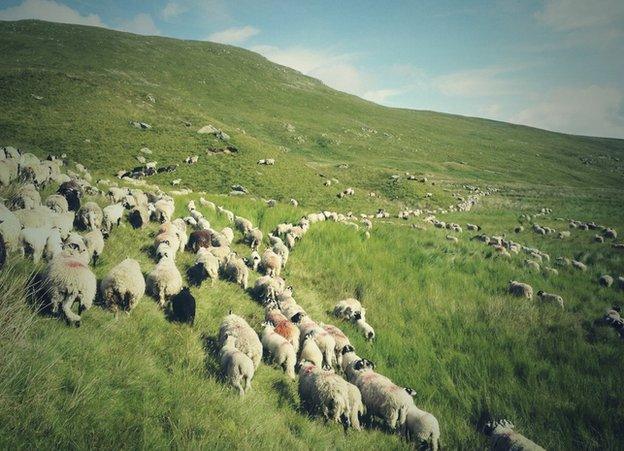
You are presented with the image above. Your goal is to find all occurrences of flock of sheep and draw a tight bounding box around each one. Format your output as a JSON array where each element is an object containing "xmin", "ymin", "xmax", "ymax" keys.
[{"xmin": 4, "ymin": 142, "xmax": 620, "ymax": 449}]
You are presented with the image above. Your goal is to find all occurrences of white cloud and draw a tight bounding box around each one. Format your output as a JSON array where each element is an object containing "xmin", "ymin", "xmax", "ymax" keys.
[
  {"xmin": 251, "ymin": 44, "xmax": 368, "ymax": 95},
  {"xmin": 118, "ymin": 13, "xmax": 160, "ymax": 36},
  {"xmin": 511, "ymin": 85, "xmax": 624, "ymax": 138},
  {"xmin": 161, "ymin": 2, "xmax": 187, "ymax": 20},
  {"xmin": 0, "ymin": 0, "xmax": 104, "ymax": 26},
  {"xmin": 362, "ymin": 88, "xmax": 403, "ymax": 104},
  {"xmin": 208, "ymin": 25, "xmax": 259, "ymax": 44},
  {"xmin": 433, "ymin": 66, "xmax": 520, "ymax": 97},
  {"xmin": 535, "ymin": 0, "xmax": 624, "ymax": 31}
]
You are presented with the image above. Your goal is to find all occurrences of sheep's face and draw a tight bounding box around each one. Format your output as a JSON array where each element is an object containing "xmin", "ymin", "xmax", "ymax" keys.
[
  {"xmin": 404, "ymin": 387, "xmax": 417, "ymax": 397},
  {"xmin": 291, "ymin": 312, "xmax": 305, "ymax": 324},
  {"xmin": 341, "ymin": 345, "xmax": 355, "ymax": 355}
]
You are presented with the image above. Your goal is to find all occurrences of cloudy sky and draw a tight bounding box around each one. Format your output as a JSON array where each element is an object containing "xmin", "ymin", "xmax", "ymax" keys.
[{"xmin": 1, "ymin": 0, "xmax": 623, "ymax": 138}]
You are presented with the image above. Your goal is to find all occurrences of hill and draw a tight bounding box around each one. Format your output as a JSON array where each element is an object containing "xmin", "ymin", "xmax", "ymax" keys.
[{"xmin": 0, "ymin": 20, "xmax": 623, "ymax": 450}]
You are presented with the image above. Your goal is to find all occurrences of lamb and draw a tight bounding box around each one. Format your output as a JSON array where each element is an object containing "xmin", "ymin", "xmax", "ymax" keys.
[
  {"xmin": 217, "ymin": 206, "xmax": 235, "ymax": 223},
  {"xmin": 41, "ymin": 251, "xmax": 97, "ymax": 326},
  {"xmin": 508, "ymin": 281, "xmax": 533, "ymax": 299},
  {"xmin": 403, "ymin": 404, "xmax": 441, "ymax": 451},
  {"xmin": 484, "ymin": 419, "xmax": 545, "ymax": 451},
  {"xmin": 245, "ymin": 227, "xmax": 263, "ymax": 251},
  {"xmin": 261, "ymin": 322, "xmax": 297, "ymax": 378},
  {"xmin": 199, "ymin": 197, "xmax": 216, "ymax": 210},
  {"xmin": 599, "ymin": 274, "xmax": 614, "ymax": 287},
  {"xmin": 261, "ymin": 248, "xmax": 282, "ymax": 277},
  {"xmin": 346, "ymin": 359, "xmax": 414, "ymax": 431},
  {"xmin": 77, "ymin": 202, "xmax": 103, "ymax": 231},
  {"xmin": 334, "ymin": 298, "xmax": 366, "ymax": 321},
  {"xmin": 45, "ymin": 194, "xmax": 69, "ymax": 214},
  {"xmin": 352, "ymin": 311, "xmax": 375, "ymax": 340},
  {"xmin": 19, "ymin": 226, "xmax": 51, "ymax": 264},
  {"xmin": 84, "ymin": 229, "xmax": 105, "ymax": 265},
  {"xmin": 291, "ymin": 312, "xmax": 336, "ymax": 368},
  {"xmin": 218, "ymin": 313, "xmax": 263, "ymax": 369},
  {"xmin": 265, "ymin": 308, "xmax": 300, "ymax": 352},
  {"xmin": 100, "ymin": 258, "xmax": 145, "ymax": 313},
  {"xmin": 297, "ymin": 361, "xmax": 353, "ymax": 429},
  {"xmin": 542, "ymin": 266, "xmax": 559, "ymax": 276},
  {"xmin": 187, "ymin": 230, "xmax": 212, "ymax": 253},
  {"xmin": 536, "ymin": 290, "xmax": 564, "ymax": 309},
  {"xmin": 146, "ymin": 258, "xmax": 183, "ymax": 307},
  {"xmin": 221, "ymin": 226, "xmax": 234, "ymax": 244},
  {"xmin": 220, "ymin": 334, "xmax": 255, "ymax": 396},
  {"xmin": 101, "ymin": 203, "xmax": 124, "ymax": 236},
  {"xmin": 223, "ymin": 252, "xmax": 249, "ymax": 289},
  {"xmin": 169, "ymin": 287, "xmax": 196, "ymax": 325},
  {"xmin": 189, "ymin": 247, "xmax": 220, "ymax": 286}
]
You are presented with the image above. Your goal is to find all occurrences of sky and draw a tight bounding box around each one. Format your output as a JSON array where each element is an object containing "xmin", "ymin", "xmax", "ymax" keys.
[{"xmin": 1, "ymin": 0, "xmax": 623, "ymax": 139}]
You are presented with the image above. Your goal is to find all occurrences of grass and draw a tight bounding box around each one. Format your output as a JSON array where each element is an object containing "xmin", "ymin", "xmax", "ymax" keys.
[{"xmin": 0, "ymin": 19, "xmax": 623, "ymax": 450}]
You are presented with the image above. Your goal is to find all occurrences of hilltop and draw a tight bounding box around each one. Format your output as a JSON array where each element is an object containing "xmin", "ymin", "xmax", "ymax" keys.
[{"xmin": 0, "ymin": 20, "xmax": 623, "ymax": 450}]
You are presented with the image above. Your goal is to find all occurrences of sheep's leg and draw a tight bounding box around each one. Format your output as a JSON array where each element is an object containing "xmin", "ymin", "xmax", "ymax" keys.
[
  {"xmin": 62, "ymin": 293, "xmax": 81, "ymax": 326},
  {"xmin": 158, "ymin": 287, "xmax": 166, "ymax": 308}
]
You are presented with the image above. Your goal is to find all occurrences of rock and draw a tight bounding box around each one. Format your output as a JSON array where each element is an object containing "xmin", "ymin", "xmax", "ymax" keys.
[{"xmin": 197, "ymin": 124, "xmax": 219, "ymax": 134}]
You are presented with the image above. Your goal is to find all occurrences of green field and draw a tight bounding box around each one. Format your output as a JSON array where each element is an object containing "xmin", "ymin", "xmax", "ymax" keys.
[{"xmin": 1, "ymin": 20, "xmax": 623, "ymax": 450}]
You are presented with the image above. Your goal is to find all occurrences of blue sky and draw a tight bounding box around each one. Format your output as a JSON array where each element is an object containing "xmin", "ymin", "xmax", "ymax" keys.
[{"xmin": 1, "ymin": 0, "xmax": 623, "ymax": 138}]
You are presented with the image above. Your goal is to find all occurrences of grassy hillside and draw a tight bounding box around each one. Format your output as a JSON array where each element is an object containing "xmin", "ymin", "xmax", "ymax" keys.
[{"xmin": 1, "ymin": 20, "xmax": 624, "ymax": 450}]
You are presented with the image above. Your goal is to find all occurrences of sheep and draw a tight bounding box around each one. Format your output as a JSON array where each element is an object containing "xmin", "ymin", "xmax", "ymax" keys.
[
  {"xmin": 84, "ymin": 229, "xmax": 105, "ymax": 265},
  {"xmin": 101, "ymin": 203, "xmax": 124, "ymax": 237},
  {"xmin": 19, "ymin": 226, "xmax": 51, "ymax": 264},
  {"xmin": 108, "ymin": 187, "xmax": 127, "ymax": 203},
  {"xmin": 220, "ymin": 334, "xmax": 255, "ymax": 396},
  {"xmin": 189, "ymin": 247, "xmax": 220, "ymax": 286},
  {"xmin": 555, "ymin": 256, "xmax": 571, "ymax": 267},
  {"xmin": 604, "ymin": 228, "xmax": 617, "ymax": 239},
  {"xmin": 536, "ymin": 290, "xmax": 564, "ymax": 309},
  {"xmin": 334, "ymin": 298, "xmax": 366, "ymax": 321},
  {"xmin": 12, "ymin": 183, "xmax": 40, "ymax": 210},
  {"xmin": 223, "ymin": 252, "xmax": 249, "ymax": 289},
  {"xmin": 57, "ymin": 181, "xmax": 83, "ymax": 212},
  {"xmin": 0, "ymin": 204, "xmax": 21, "ymax": 251},
  {"xmin": 466, "ymin": 223, "xmax": 481, "ymax": 231},
  {"xmin": 542, "ymin": 266, "xmax": 559, "ymax": 276},
  {"xmin": 524, "ymin": 259, "xmax": 541, "ymax": 272},
  {"xmin": 199, "ymin": 197, "xmax": 216, "ymax": 210},
  {"xmin": 245, "ymin": 227, "xmax": 263, "ymax": 251},
  {"xmin": 261, "ymin": 248, "xmax": 282, "ymax": 277},
  {"xmin": 0, "ymin": 160, "xmax": 18, "ymax": 186},
  {"xmin": 272, "ymin": 240, "xmax": 289, "ymax": 268},
  {"xmin": 100, "ymin": 258, "xmax": 145, "ymax": 313},
  {"xmin": 218, "ymin": 313, "xmax": 263, "ymax": 369},
  {"xmin": 595, "ymin": 235, "xmax": 604, "ymax": 243},
  {"xmin": 289, "ymin": 198, "xmax": 298, "ymax": 207},
  {"xmin": 45, "ymin": 194, "xmax": 69, "ymax": 214},
  {"xmin": 77, "ymin": 202, "xmax": 103, "ymax": 231},
  {"xmin": 146, "ymin": 258, "xmax": 183, "ymax": 307},
  {"xmin": 297, "ymin": 361, "xmax": 353, "ymax": 429},
  {"xmin": 246, "ymin": 250, "xmax": 261, "ymax": 271},
  {"xmin": 345, "ymin": 359, "xmax": 414, "ymax": 431},
  {"xmin": 403, "ymin": 404, "xmax": 440, "ymax": 451},
  {"xmin": 298, "ymin": 331, "xmax": 325, "ymax": 368},
  {"xmin": 41, "ymin": 252, "xmax": 97, "ymax": 326},
  {"xmin": 208, "ymin": 244, "xmax": 231, "ymax": 266},
  {"xmin": 187, "ymin": 230, "xmax": 212, "ymax": 253},
  {"xmin": 351, "ymin": 311, "xmax": 375, "ymax": 341},
  {"xmin": 197, "ymin": 217, "xmax": 211, "ymax": 230},
  {"xmin": 169, "ymin": 287, "xmax": 196, "ymax": 325},
  {"xmin": 153, "ymin": 198, "xmax": 175, "ymax": 223},
  {"xmin": 599, "ymin": 274, "xmax": 614, "ymax": 287},
  {"xmin": 171, "ymin": 218, "xmax": 188, "ymax": 252},
  {"xmin": 154, "ymin": 230, "xmax": 180, "ymax": 256},
  {"xmin": 253, "ymin": 275, "xmax": 286, "ymax": 304},
  {"xmin": 233, "ymin": 216, "xmax": 253, "ymax": 234},
  {"xmin": 291, "ymin": 312, "xmax": 336, "ymax": 368},
  {"xmin": 261, "ymin": 322, "xmax": 296, "ymax": 378},
  {"xmin": 322, "ymin": 323, "xmax": 351, "ymax": 368},
  {"xmin": 340, "ymin": 345, "xmax": 362, "ymax": 373},
  {"xmin": 217, "ymin": 206, "xmax": 235, "ymax": 223},
  {"xmin": 508, "ymin": 281, "xmax": 533, "ymax": 299},
  {"xmin": 265, "ymin": 309, "xmax": 300, "ymax": 353},
  {"xmin": 571, "ymin": 260, "xmax": 587, "ymax": 271},
  {"xmin": 484, "ymin": 419, "xmax": 545, "ymax": 451}
]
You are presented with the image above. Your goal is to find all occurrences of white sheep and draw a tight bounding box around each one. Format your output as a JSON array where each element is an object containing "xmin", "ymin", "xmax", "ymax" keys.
[
  {"xmin": 245, "ymin": 227, "xmax": 263, "ymax": 251},
  {"xmin": 261, "ymin": 322, "xmax": 296, "ymax": 378},
  {"xmin": 146, "ymin": 258, "xmax": 183, "ymax": 307},
  {"xmin": 45, "ymin": 194, "xmax": 69, "ymax": 213},
  {"xmin": 42, "ymin": 252, "xmax": 97, "ymax": 326},
  {"xmin": 199, "ymin": 197, "xmax": 216, "ymax": 210},
  {"xmin": 84, "ymin": 229, "xmax": 104, "ymax": 265},
  {"xmin": 13, "ymin": 183, "xmax": 41, "ymax": 210},
  {"xmin": 272, "ymin": 240, "xmax": 289, "ymax": 268},
  {"xmin": 536, "ymin": 290, "xmax": 564, "ymax": 309},
  {"xmin": 223, "ymin": 252, "xmax": 249, "ymax": 289},
  {"xmin": 403, "ymin": 404, "xmax": 441, "ymax": 451},
  {"xmin": 193, "ymin": 247, "xmax": 219, "ymax": 286},
  {"xmin": 0, "ymin": 204, "xmax": 21, "ymax": 250},
  {"xmin": 292, "ymin": 313, "xmax": 336, "ymax": 368},
  {"xmin": 247, "ymin": 250, "xmax": 261, "ymax": 271},
  {"xmin": 507, "ymin": 280, "xmax": 533, "ymax": 299},
  {"xmin": 334, "ymin": 298, "xmax": 366, "ymax": 321},
  {"xmin": 19, "ymin": 226, "xmax": 51, "ymax": 263},
  {"xmin": 265, "ymin": 308, "xmax": 300, "ymax": 352},
  {"xmin": 234, "ymin": 216, "xmax": 254, "ymax": 234},
  {"xmin": 346, "ymin": 359, "xmax": 414, "ymax": 431},
  {"xmin": 261, "ymin": 248, "xmax": 282, "ymax": 277},
  {"xmin": 298, "ymin": 331, "xmax": 324, "ymax": 368},
  {"xmin": 102, "ymin": 203, "xmax": 124, "ymax": 236},
  {"xmin": 100, "ymin": 258, "xmax": 146, "ymax": 313},
  {"xmin": 44, "ymin": 227, "xmax": 63, "ymax": 261},
  {"xmin": 485, "ymin": 419, "xmax": 545, "ymax": 451},
  {"xmin": 220, "ymin": 334, "xmax": 255, "ymax": 396},
  {"xmin": 322, "ymin": 323, "xmax": 351, "ymax": 368},
  {"xmin": 219, "ymin": 313, "xmax": 263, "ymax": 369},
  {"xmin": 352, "ymin": 311, "xmax": 375, "ymax": 340},
  {"xmin": 153, "ymin": 198, "xmax": 175, "ymax": 223},
  {"xmin": 221, "ymin": 226, "xmax": 234, "ymax": 244},
  {"xmin": 77, "ymin": 202, "xmax": 103, "ymax": 231}
]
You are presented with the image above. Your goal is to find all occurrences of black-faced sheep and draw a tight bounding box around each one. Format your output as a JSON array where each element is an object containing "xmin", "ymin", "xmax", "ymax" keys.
[
  {"xmin": 599, "ymin": 274, "xmax": 614, "ymax": 287},
  {"xmin": 484, "ymin": 419, "xmax": 545, "ymax": 451},
  {"xmin": 536, "ymin": 290, "xmax": 564, "ymax": 309},
  {"xmin": 245, "ymin": 227, "xmax": 263, "ymax": 251},
  {"xmin": 57, "ymin": 180, "xmax": 82, "ymax": 212},
  {"xmin": 291, "ymin": 312, "xmax": 336, "ymax": 368},
  {"xmin": 42, "ymin": 252, "xmax": 97, "ymax": 326},
  {"xmin": 100, "ymin": 258, "xmax": 146, "ymax": 313},
  {"xmin": 351, "ymin": 311, "xmax": 375, "ymax": 341}
]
